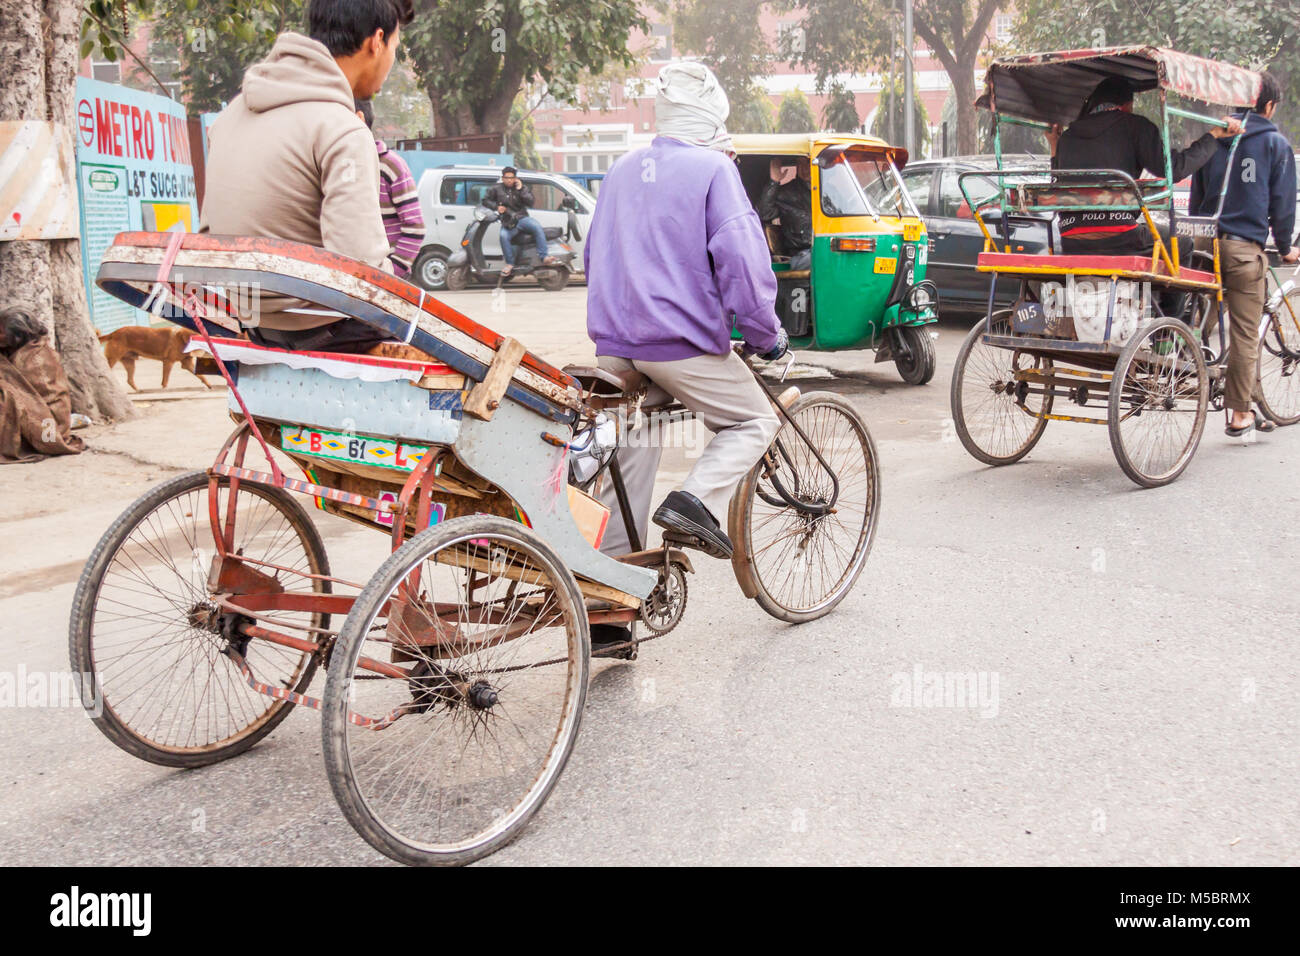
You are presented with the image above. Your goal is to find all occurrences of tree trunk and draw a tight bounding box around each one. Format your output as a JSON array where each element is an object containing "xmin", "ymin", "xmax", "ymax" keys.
[
  {"xmin": 950, "ymin": 64, "xmax": 979, "ymax": 156},
  {"xmin": 0, "ymin": 0, "xmax": 134, "ymax": 422}
]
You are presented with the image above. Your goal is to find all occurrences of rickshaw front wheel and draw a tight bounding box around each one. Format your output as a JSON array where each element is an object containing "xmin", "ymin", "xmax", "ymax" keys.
[
  {"xmin": 893, "ymin": 324, "xmax": 937, "ymax": 386},
  {"xmin": 729, "ymin": 392, "xmax": 879, "ymax": 623}
]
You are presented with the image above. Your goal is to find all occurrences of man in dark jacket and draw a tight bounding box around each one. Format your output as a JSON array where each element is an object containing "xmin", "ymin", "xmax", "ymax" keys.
[
  {"xmin": 481, "ymin": 167, "xmax": 557, "ymax": 276},
  {"xmin": 1190, "ymin": 72, "xmax": 1299, "ymax": 437},
  {"xmin": 758, "ymin": 157, "xmax": 813, "ymax": 268},
  {"xmin": 1049, "ymin": 77, "xmax": 1240, "ymax": 254}
]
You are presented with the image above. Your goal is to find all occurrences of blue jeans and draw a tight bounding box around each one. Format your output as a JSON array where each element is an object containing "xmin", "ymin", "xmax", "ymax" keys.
[{"xmin": 500, "ymin": 216, "xmax": 547, "ymax": 265}]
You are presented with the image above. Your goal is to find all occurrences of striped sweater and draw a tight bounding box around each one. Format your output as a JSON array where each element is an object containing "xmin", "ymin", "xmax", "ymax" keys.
[{"xmin": 375, "ymin": 140, "xmax": 425, "ymax": 277}]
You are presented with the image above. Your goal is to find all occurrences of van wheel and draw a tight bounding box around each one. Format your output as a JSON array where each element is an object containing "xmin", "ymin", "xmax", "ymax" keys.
[
  {"xmin": 538, "ymin": 269, "xmax": 569, "ymax": 292},
  {"xmin": 894, "ymin": 324, "xmax": 936, "ymax": 385},
  {"xmin": 412, "ymin": 250, "xmax": 450, "ymax": 291}
]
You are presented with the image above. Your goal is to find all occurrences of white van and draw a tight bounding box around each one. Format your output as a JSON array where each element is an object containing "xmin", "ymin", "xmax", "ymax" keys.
[{"xmin": 411, "ymin": 165, "xmax": 597, "ymax": 290}]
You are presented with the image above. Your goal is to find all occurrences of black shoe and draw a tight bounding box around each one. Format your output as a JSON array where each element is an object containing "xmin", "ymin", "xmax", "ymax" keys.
[
  {"xmin": 589, "ymin": 623, "xmax": 633, "ymax": 658},
  {"xmin": 652, "ymin": 491, "xmax": 733, "ymax": 559}
]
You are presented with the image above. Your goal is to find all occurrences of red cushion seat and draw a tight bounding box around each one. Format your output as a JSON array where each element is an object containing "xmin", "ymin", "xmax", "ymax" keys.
[{"xmin": 977, "ymin": 251, "xmax": 1217, "ymax": 285}]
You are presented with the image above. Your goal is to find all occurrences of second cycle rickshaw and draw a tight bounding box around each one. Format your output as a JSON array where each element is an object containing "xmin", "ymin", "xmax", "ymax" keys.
[{"xmin": 949, "ymin": 47, "xmax": 1296, "ymax": 486}]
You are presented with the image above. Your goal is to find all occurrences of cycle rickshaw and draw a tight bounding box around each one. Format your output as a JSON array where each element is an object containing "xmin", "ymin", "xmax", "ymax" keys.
[
  {"xmin": 69, "ymin": 231, "xmax": 879, "ymax": 865},
  {"xmin": 949, "ymin": 47, "xmax": 1294, "ymax": 486}
]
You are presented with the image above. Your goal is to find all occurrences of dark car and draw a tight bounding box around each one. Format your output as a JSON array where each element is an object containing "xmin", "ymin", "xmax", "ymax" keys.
[{"xmin": 900, "ymin": 154, "xmax": 1051, "ymax": 318}]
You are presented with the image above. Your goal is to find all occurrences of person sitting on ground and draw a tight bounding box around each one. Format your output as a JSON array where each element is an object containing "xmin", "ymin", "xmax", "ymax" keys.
[
  {"xmin": 757, "ymin": 156, "xmax": 813, "ymax": 270},
  {"xmin": 582, "ymin": 60, "xmax": 788, "ymax": 653},
  {"xmin": 200, "ymin": 0, "xmax": 413, "ymax": 353},
  {"xmin": 1046, "ymin": 76, "xmax": 1241, "ymax": 255},
  {"xmin": 480, "ymin": 167, "xmax": 558, "ymax": 277},
  {"xmin": 355, "ymin": 97, "xmax": 426, "ymax": 278}
]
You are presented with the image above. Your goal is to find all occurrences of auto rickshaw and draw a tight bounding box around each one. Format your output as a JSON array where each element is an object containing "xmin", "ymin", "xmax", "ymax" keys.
[{"xmin": 731, "ymin": 133, "xmax": 939, "ymax": 384}]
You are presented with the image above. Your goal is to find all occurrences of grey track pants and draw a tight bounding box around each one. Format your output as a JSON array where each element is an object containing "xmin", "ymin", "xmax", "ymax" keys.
[{"xmin": 595, "ymin": 350, "xmax": 781, "ymax": 555}]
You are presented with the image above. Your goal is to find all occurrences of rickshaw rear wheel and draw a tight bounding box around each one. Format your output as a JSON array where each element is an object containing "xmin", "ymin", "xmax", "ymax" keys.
[
  {"xmin": 322, "ymin": 515, "xmax": 589, "ymax": 866},
  {"xmin": 730, "ymin": 392, "xmax": 879, "ymax": 623},
  {"xmin": 1108, "ymin": 318, "xmax": 1208, "ymax": 488},
  {"xmin": 69, "ymin": 470, "xmax": 328, "ymax": 768},
  {"xmin": 951, "ymin": 310, "xmax": 1054, "ymax": 465},
  {"xmin": 1256, "ymin": 298, "xmax": 1300, "ymax": 426},
  {"xmin": 894, "ymin": 324, "xmax": 937, "ymax": 385}
]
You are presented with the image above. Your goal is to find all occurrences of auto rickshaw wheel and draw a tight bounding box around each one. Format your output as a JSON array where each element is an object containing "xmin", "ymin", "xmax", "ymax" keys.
[{"xmin": 894, "ymin": 324, "xmax": 937, "ymax": 386}]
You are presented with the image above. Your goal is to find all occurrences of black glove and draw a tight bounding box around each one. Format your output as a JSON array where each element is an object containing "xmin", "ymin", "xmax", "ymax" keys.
[{"xmin": 756, "ymin": 327, "xmax": 789, "ymax": 362}]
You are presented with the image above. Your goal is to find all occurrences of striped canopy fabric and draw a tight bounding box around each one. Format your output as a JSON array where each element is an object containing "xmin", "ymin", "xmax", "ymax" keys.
[{"xmin": 976, "ymin": 47, "xmax": 1263, "ymax": 126}]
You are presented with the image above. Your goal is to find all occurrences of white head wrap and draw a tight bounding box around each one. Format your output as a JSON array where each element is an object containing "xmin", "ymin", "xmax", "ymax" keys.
[{"xmin": 654, "ymin": 61, "xmax": 732, "ymax": 152}]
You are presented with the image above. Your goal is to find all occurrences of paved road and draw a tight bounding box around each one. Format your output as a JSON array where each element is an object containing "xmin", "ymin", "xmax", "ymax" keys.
[{"xmin": 1, "ymin": 288, "xmax": 1296, "ymax": 865}]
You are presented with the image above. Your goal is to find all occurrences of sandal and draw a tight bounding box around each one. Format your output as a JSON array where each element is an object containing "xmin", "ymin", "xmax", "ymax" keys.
[{"xmin": 1225, "ymin": 411, "xmax": 1275, "ymax": 437}]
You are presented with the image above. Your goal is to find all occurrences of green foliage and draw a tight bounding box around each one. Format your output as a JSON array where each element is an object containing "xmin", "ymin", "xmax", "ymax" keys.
[
  {"xmin": 780, "ymin": 0, "xmax": 1008, "ymax": 153},
  {"xmin": 871, "ymin": 73, "xmax": 928, "ymax": 149},
  {"xmin": 401, "ymin": 0, "xmax": 647, "ymax": 136},
  {"xmin": 727, "ymin": 85, "xmax": 775, "ymax": 134},
  {"xmin": 82, "ymin": 1, "xmax": 301, "ymax": 111},
  {"xmin": 1010, "ymin": 0, "xmax": 1297, "ymax": 141},
  {"xmin": 776, "ymin": 88, "xmax": 817, "ymax": 133},
  {"xmin": 668, "ymin": 0, "xmax": 773, "ymax": 111},
  {"xmin": 370, "ymin": 59, "xmax": 434, "ymax": 141},
  {"xmin": 821, "ymin": 82, "xmax": 860, "ymax": 132}
]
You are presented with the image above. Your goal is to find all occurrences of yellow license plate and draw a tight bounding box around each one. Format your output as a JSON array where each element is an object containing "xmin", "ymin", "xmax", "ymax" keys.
[
  {"xmin": 874, "ymin": 257, "xmax": 897, "ymax": 274},
  {"xmin": 902, "ymin": 221, "xmax": 923, "ymax": 242}
]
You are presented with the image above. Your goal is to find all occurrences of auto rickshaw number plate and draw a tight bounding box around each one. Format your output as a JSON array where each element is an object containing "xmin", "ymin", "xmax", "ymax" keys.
[
  {"xmin": 874, "ymin": 257, "xmax": 897, "ymax": 274},
  {"xmin": 902, "ymin": 221, "xmax": 923, "ymax": 242}
]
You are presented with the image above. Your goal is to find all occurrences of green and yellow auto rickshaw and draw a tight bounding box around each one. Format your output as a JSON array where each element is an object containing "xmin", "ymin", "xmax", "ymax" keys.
[{"xmin": 731, "ymin": 133, "xmax": 939, "ymax": 384}]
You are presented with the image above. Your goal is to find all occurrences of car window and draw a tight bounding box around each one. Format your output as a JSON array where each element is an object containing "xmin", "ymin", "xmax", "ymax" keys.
[
  {"xmin": 465, "ymin": 179, "xmax": 496, "ymax": 206},
  {"xmin": 901, "ymin": 169, "xmax": 933, "ymax": 215},
  {"xmin": 438, "ymin": 178, "xmax": 465, "ymax": 205},
  {"xmin": 439, "ymin": 177, "xmax": 497, "ymax": 206},
  {"xmin": 524, "ymin": 180, "xmax": 567, "ymax": 212},
  {"xmin": 938, "ymin": 168, "xmax": 999, "ymax": 219}
]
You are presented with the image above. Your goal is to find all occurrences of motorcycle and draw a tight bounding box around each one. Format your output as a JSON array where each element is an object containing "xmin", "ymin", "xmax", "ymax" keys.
[{"xmin": 446, "ymin": 198, "xmax": 581, "ymax": 292}]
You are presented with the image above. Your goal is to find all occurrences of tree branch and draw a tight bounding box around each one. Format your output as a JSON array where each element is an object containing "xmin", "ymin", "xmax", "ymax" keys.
[{"xmin": 83, "ymin": 5, "xmax": 174, "ymax": 99}]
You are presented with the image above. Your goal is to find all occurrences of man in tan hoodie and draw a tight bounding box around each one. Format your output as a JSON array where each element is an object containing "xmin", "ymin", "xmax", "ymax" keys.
[{"xmin": 201, "ymin": 0, "xmax": 414, "ymax": 352}]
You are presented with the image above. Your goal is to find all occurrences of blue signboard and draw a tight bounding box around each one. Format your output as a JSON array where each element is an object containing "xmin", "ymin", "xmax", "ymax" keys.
[{"xmin": 73, "ymin": 77, "xmax": 199, "ymax": 332}]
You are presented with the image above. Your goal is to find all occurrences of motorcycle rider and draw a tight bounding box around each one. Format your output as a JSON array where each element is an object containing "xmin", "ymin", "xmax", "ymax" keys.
[{"xmin": 481, "ymin": 167, "xmax": 558, "ymax": 276}]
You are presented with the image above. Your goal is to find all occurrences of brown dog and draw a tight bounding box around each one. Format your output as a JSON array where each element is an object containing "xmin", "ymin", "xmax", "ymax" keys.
[{"xmin": 99, "ymin": 325, "xmax": 212, "ymax": 391}]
